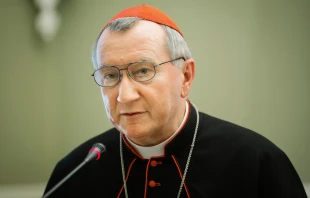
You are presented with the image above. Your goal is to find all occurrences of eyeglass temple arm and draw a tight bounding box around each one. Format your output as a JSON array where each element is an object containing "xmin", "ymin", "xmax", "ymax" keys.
[{"xmin": 155, "ymin": 57, "xmax": 185, "ymax": 66}]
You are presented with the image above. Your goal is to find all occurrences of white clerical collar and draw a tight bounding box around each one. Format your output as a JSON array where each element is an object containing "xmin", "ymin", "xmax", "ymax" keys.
[{"xmin": 125, "ymin": 100, "xmax": 189, "ymax": 159}]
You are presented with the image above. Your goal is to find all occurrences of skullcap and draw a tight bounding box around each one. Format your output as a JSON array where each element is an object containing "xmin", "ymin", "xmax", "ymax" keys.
[{"xmin": 104, "ymin": 4, "xmax": 183, "ymax": 37}]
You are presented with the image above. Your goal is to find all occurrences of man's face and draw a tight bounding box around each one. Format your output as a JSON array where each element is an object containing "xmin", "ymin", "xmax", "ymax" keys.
[{"xmin": 96, "ymin": 20, "xmax": 187, "ymax": 146}]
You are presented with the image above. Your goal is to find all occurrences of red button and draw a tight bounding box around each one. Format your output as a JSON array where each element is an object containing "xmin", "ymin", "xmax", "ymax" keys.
[
  {"xmin": 149, "ymin": 180, "xmax": 161, "ymax": 187},
  {"xmin": 151, "ymin": 160, "xmax": 157, "ymax": 167},
  {"xmin": 149, "ymin": 180, "xmax": 156, "ymax": 187}
]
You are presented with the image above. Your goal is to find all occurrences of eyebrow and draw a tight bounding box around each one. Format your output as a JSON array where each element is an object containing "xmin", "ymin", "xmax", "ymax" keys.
[
  {"xmin": 99, "ymin": 56, "xmax": 156, "ymax": 68},
  {"xmin": 138, "ymin": 56, "xmax": 155, "ymax": 62}
]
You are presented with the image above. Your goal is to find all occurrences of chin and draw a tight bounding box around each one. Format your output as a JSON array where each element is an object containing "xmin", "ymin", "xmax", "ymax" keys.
[
  {"xmin": 125, "ymin": 128, "xmax": 148, "ymax": 138},
  {"xmin": 123, "ymin": 127, "xmax": 150, "ymax": 142}
]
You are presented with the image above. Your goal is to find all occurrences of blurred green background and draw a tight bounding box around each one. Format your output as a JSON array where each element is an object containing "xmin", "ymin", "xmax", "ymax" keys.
[{"xmin": 0, "ymin": 0, "xmax": 309, "ymax": 190}]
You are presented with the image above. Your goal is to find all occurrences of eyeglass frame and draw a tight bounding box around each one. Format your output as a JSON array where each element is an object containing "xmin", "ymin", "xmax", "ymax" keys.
[{"xmin": 91, "ymin": 57, "xmax": 185, "ymax": 87}]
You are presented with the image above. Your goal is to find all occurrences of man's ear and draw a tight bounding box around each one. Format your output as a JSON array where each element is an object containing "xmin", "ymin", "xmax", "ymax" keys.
[{"xmin": 181, "ymin": 58, "xmax": 195, "ymax": 98}]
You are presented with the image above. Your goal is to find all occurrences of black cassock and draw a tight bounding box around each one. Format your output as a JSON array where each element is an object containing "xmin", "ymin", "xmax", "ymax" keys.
[{"xmin": 44, "ymin": 103, "xmax": 307, "ymax": 198}]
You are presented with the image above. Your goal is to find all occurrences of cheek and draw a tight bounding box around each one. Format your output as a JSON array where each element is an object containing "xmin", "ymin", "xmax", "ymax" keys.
[
  {"xmin": 101, "ymin": 89, "xmax": 114, "ymax": 116},
  {"xmin": 150, "ymin": 84, "xmax": 179, "ymax": 115},
  {"xmin": 162, "ymin": 74, "xmax": 183, "ymax": 109},
  {"xmin": 159, "ymin": 78, "xmax": 182, "ymax": 101}
]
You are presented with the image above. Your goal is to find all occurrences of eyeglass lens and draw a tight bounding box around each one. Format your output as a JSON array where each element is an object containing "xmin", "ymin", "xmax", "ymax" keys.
[{"xmin": 94, "ymin": 62, "xmax": 156, "ymax": 87}]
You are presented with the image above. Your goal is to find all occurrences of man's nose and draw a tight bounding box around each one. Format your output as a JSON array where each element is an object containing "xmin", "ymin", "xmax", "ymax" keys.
[{"xmin": 117, "ymin": 71, "xmax": 140, "ymax": 103}]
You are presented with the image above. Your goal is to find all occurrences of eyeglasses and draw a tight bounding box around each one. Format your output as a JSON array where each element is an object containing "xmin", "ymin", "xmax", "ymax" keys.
[{"xmin": 91, "ymin": 57, "xmax": 185, "ymax": 87}]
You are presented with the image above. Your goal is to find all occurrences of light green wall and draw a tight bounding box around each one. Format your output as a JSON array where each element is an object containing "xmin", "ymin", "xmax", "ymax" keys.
[{"xmin": 0, "ymin": 0, "xmax": 309, "ymax": 185}]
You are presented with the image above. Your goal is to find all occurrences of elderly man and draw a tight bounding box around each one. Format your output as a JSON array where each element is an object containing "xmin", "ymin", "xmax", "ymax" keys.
[{"xmin": 44, "ymin": 4, "xmax": 307, "ymax": 198}]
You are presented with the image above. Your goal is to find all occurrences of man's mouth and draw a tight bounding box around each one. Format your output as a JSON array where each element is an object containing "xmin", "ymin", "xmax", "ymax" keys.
[{"xmin": 121, "ymin": 112, "xmax": 144, "ymax": 117}]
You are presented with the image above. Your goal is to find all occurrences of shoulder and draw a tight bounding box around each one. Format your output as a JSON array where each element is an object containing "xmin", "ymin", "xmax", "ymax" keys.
[
  {"xmin": 55, "ymin": 128, "xmax": 120, "ymax": 170},
  {"xmin": 193, "ymin": 112, "xmax": 307, "ymax": 197},
  {"xmin": 44, "ymin": 128, "xmax": 120, "ymax": 194},
  {"xmin": 45, "ymin": 128, "xmax": 119, "ymax": 197},
  {"xmin": 198, "ymin": 112, "xmax": 282, "ymax": 154}
]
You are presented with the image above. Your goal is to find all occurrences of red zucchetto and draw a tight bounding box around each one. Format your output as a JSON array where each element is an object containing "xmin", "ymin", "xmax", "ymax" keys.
[{"xmin": 103, "ymin": 4, "xmax": 183, "ymax": 37}]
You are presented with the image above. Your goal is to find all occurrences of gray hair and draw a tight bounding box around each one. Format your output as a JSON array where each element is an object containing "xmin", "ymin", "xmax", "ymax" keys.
[{"xmin": 91, "ymin": 17, "xmax": 192, "ymax": 69}]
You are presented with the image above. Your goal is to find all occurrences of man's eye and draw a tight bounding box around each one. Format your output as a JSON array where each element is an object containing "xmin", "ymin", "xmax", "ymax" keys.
[
  {"xmin": 104, "ymin": 73, "xmax": 117, "ymax": 79},
  {"xmin": 137, "ymin": 68, "xmax": 149, "ymax": 75}
]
